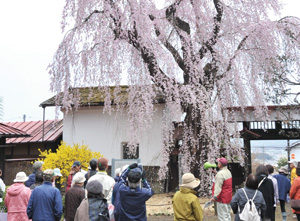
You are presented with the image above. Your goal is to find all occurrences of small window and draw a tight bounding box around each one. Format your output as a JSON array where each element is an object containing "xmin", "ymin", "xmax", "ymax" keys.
[{"xmin": 122, "ymin": 142, "xmax": 139, "ymax": 159}]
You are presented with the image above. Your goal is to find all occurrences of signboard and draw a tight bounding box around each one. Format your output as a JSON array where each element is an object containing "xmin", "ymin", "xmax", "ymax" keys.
[{"xmin": 111, "ymin": 158, "xmax": 141, "ymax": 178}]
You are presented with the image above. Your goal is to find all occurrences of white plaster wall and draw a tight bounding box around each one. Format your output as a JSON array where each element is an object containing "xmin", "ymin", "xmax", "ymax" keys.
[
  {"xmin": 290, "ymin": 145, "xmax": 300, "ymax": 162},
  {"xmin": 62, "ymin": 104, "xmax": 165, "ymax": 166}
]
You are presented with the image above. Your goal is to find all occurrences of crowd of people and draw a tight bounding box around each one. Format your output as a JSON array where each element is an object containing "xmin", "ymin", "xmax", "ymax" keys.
[
  {"xmin": 1, "ymin": 158, "xmax": 300, "ymax": 220},
  {"xmin": 173, "ymin": 159, "xmax": 300, "ymax": 221},
  {"xmin": 1, "ymin": 158, "xmax": 154, "ymax": 221}
]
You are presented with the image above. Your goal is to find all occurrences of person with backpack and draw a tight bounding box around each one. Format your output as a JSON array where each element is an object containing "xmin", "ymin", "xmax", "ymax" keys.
[
  {"xmin": 75, "ymin": 180, "xmax": 110, "ymax": 221},
  {"xmin": 231, "ymin": 174, "xmax": 266, "ymax": 221}
]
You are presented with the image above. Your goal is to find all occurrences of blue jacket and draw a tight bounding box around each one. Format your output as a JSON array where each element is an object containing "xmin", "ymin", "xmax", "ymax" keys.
[
  {"xmin": 274, "ymin": 174, "xmax": 291, "ymax": 201},
  {"xmin": 27, "ymin": 182, "xmax": 63, "ymax": 221},
  {"xmin": 25, "ymin": 171, "xmax": 37, "ymax": 187},
  {"xmin": 112, "ymin": 181, "xmax": 122, "ymax": 220},
  {"xmin": 114, "ymin": 168, "xmax": 154, "ymax": 221}
]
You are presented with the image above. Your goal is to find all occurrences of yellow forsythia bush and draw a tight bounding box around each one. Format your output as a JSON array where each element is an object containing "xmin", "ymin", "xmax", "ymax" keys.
[{"xmin": 37, "ymin": 142, "xmax": 102, "ymax": 186}]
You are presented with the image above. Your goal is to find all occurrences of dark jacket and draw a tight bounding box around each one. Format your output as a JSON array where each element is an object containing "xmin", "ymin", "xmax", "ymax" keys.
[
  {"xmin": 112, "ymin": 181, "xmax": 122, "ymax": 220},
  {"xmin": 114, "ymin": 168, "xmax": 154, "ymax": 221},
  {"xmin": 274, "ymin": 174, "xmax": 291, "ymax": 201},
  {"xmin": 84, "ymin": 170, "xmax": 97, "ymax": 188},
  {"xmin": 256, "ymin": 175, "xmax": 275, "ymax": 221},
  {"xmin": 89, "ymin": 198, "xmax": 109, "ymax": 221},
  {"xmin": 65, "ymin": 185, "xmax": 85, "ymax": 221},
  {"xmin": 30, "ymin": 183, "xmax": 42, "ymax": 191},
  {"xmin": 25, "ymin": 171, "xmax": 37, "ymax": 188},
  {"xmin": 27, "ymin": 182, "xmax": 63, "ymax": 221},
  {"xmin": 230, "ymin": 187, "xmax": 267, "ymax": 221}
]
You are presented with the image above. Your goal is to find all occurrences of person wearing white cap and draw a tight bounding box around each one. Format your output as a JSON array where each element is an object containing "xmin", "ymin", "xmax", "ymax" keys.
[
  {"xmin": 52, "ymin": 168, "xmax": 62, "ymax": 187},
  {"xmin": 65, "ymin": 172, "xmax": 86, "ymax": 221},
  {"xmin": 289, "ymin": 160, "xmax": 298, "ymax": 185},
  {"xmin": 172, "ymin": 173, "xmax": 203, "ymax": 221},
  {"xmin": 5, "ymin": 172, "xmax": 31, "ymax": 221}
]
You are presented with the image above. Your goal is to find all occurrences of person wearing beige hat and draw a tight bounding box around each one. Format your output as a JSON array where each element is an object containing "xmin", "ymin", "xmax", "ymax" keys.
[
  {"xmin": 27, "ymin": 169, "xmax": 63, "ymax": 220},
  {"xmin": 65, "ymin": 172, "xmax": 86, "ymax": 221},
  {"xmin": 172, "ymin": 173, "xmax": 203, "ymax": 221},
  {"xmin": 5, "ymin": 172, "xmax": 31, "ymax": 221}
]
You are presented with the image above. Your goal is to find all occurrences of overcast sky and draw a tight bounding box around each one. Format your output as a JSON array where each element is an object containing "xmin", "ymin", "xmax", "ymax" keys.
[{"xmin": 0, "ymin": 0, "xmax": 299, "ymax": 123}]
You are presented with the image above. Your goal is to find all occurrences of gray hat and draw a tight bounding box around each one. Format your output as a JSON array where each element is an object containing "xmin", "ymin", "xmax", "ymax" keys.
[
  {"xmin": 86, "ymin": 180, "xmax": 103, "ymax": 194},
  {"xmin": 33, "ymin": 161, "xmax": 44, "ymax": 170},
  {"xmin": 278, "ymin": 167, "xmax": 289, "ymax": 175}
]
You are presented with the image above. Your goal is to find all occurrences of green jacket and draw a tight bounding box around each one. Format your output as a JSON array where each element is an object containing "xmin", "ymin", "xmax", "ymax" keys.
[{"xmin": 172, "ymin": 187, "xmax": 203, "ymax": 221}]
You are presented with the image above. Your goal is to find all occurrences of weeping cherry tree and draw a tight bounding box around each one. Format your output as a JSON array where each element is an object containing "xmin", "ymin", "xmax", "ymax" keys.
[{"xmin": 48, "ymin": 0, "xmax": 300, "ymax": 192}]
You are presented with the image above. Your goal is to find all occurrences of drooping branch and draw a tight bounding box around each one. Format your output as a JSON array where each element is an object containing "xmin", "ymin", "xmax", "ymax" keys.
[
  {"xmin": 149, "ymin": 15, "xmax": 185, "ymax": 72},
  {"xmin": 84, "ymin": 10, "xmax": 104, "ymax": 22},
  {"xmin": 223, "ymin": 35, "xmax": 249, "ymax": 76},
  {"xmin": 198, "ymin": 0, "xmax": 223, "ymax": 59},
  {"xmin": 165, "ymin": 0, "xmax": 190, "ymax": 35},
  {"xmin": 126, "ymin": 29, "xmax": 179, "ymax": 92}
]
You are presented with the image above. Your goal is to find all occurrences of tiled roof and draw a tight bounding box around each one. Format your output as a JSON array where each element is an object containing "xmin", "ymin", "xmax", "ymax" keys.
[
  {"xmin": 5, "ymin": 120, "xmax": 63, "ymax": 143},
  {"xmin": 40, "ymin": 86, "xmax": 165, "ymax": 107},
  {"xmin": 0, "ymin": 123, "xmax": 29, "ymax": 138}
]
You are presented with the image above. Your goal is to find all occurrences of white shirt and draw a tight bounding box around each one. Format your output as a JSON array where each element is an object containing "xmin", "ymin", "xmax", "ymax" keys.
[
  {"xmin": 268, "ymin": 174, "xmax": 279, "ymax": 206},
  {"xmin": 0, "ymin": 178, "xmax": 5, "ymax": 203},
  {"xmin": 87, "ymin": 171, "xmax": 115, "ymax": 204}
]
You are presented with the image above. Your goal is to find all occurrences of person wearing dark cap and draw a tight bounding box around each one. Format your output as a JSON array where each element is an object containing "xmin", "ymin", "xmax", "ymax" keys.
[
  {"xmin": 173, "ymin": 173, "xmax": 203, "ymax": 221},
  {"xmin": 210, "ymin": 157, "xmax": 232, "ymax": 221},
  {"xmin": 87, "ymin": 158, "xmax": 115, "ymax": 204},
  {"xmin": 114, "ymin": 163, "xmax": 154, "ymax": 221},
  {"xmin": 74, "ymin": 180, "xmax": 109, "ymax": 221},
  {"xmin": 25, "ymin": 161, "xmax": 44, "ymax": 187},
  {"xmin": 274, "ymin": 167, "xmax": 291, "ymax": 221},
  {"xmin": 66, "ymin": 161, "xmax": 87, "ymax": 191},
  {"xmin": 84, "ymin": 158, "xmax": 98, "ymax": 188},
  {"xmin": 30, "ymin": 171, "xmax": 43, "ymax": 191}
]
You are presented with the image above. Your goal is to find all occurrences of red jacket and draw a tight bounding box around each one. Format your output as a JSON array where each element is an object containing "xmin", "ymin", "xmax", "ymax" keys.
[
  {"xmin": 290, "ymin": 176, "xmax": 300, "ymax": 214},
  {"xmin": 212, "ymin": 166, "xmax": 232, "ymax": 204},
  {"xmin": 5, "ymin": 183, "xmax": 31, "ymax": 221},
  {"xmin": 66, "ymin": 174, "xmax": 74, "ymax": 192}
]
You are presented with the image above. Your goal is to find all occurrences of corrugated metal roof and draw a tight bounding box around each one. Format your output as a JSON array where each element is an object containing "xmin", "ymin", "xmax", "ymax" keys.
[
  {"xmin": 0, "ymin": 123, "xmax": 30, "ymax": 138},
  {"xmin": 6, "ymin": 120, "xmax": 63, "ymax": 143}
]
